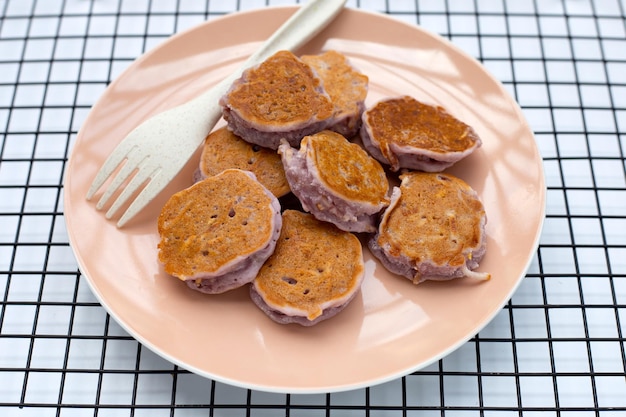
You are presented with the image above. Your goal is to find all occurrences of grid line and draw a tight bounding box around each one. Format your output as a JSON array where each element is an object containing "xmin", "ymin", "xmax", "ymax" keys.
[{"xmin": 1, "ymin": 0, "xmax": 626, "ymax": 415}]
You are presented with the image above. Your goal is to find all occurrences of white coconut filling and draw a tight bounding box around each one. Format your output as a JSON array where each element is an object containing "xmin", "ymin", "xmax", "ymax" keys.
[{"xmin": 461, "ymin": 264, "xmax": 491, "ymax": 281}]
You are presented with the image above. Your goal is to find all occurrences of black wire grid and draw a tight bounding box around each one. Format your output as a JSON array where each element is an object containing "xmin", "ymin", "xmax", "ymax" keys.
[{"xmin": 1, "ymin": 0, "xmax": 625, "ymax": 415}]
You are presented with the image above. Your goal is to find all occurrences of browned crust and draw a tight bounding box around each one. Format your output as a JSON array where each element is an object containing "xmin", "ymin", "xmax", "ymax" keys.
[
  {"xmin": 199, "ymin": 127, "xmax": 290, "ymax": 197},
  {"xmin": 364, "ymin": 96, "xmax": 480, "ymax": 163},
  {"xmin": 306, "ymin": 130, "xmax": 389, "ymax": 205},
  {"xmin": 253, "ymin": 210, "xmax": 364, "ymax": 320},
  {"xmin": 377, "ymin": 171, "xmax": 485, "ymax": 268},
  {"xmin": 157, "ymin": 169, "xmax": 277, "ymax": 279},
  {"xmin": 223, "ymin": 50, "xmax": 334, "ymax": 128},
  {"xmin": 301, "ymin": 50, "xmax": 368, "ymax": 121}
]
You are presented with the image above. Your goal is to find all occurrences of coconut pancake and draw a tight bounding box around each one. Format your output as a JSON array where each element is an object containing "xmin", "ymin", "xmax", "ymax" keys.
[
  {"xmin": 279, "ymin": 130, "xmax": 389, "ymax": 233},
  {"xmin": 369, "ymin": 171, "xmax": 490, "ymax": 284},
  {"xmin": 301, "ymin": 50, "xmax": 368, "ymax": 138},
  {"xmin": 158, "ymin": 169, "xmax": 282, "ymax": 294},
  {"xmin": 220, "ymin": 50, "xmax": 335, "ymax": 150},
  {"xmin": 196, "ymin": 127, "xmax": 290, "ymax": 198},
  {"xmin": 361, "ymin": 95, "xmax": 482, "ymax": 172},
  {"xmin": 250, "ymin": 210, "xmax": 365, "ymax": 326}
]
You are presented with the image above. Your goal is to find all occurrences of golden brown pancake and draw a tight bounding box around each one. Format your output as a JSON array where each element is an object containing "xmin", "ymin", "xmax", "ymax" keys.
[
  {"xmin": 158, "ymin": 169, "xmax": 282, "ymax": 292},
  {"xmin": 198, "ymin": 127, "xmax": 290, "ymax": 198},
  {"xmin": 223, "ymin": 51, "xmax": 334, "ymax": 133},
  {"xmin": 278, "ymin": 130, "xmax": 389, "ymax": 232},
  {"xmin": 251, "ymin": 210, "xmax": 364, "ymax": 325},
  {"xmin": 301, "ymin": 50, "xmax": 368, "ymax": 137},
  {"xmin": 371, "ymin": 171, "xmax": 489, "ymax": 283},
  {"xmin": 361, "ymin": 95, "xmax": 482, "ymax": 172},
  {"xmin": 308, "ymin": 130, "xmax": 388, "ymax": 206}
]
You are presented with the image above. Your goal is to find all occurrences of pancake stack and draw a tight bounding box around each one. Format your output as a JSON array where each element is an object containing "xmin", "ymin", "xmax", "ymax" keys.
[
  {"xmin": 369, "ymin": 171, "xmax": 490, "ymax": 284},
  {"xmin": 279, "ymin": 130, "xmax": 389, "ymax": 233},
  {"xmin": 220, "ymin": 50, "xmax": 335, "ymax": 150},
  {"xmin": 157, "ymin": 169, "xmax": 281, "ymax": 294},
  {"xmin": 361, "ymin": 95, "xmax": 482, "ymax": 172},
  {"xmin": 250, "ymin": 210, "xmax": 364, "ymax": 326},
  {"xmin": 156, "ymin": 49, "xmax": 490, "ymax": 327}
]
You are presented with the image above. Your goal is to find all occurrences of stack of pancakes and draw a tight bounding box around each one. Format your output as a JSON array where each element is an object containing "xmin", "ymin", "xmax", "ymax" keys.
[
  {"xmin": 360, "ymin": 96, "xmax": 482, "ymax": 172},
  {"xmin": 157, "ymin": 49, "xmax": 489, "ymax": 327}
]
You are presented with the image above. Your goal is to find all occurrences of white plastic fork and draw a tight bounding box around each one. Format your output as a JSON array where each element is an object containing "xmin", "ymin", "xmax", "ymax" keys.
[{"xmin": 86, "ymin": 0, "xmax": 347, "ymax": 227}]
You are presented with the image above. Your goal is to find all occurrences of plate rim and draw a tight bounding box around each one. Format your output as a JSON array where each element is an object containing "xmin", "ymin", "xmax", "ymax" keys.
[{"xmin": 64, "ymin": 5, "xmax": 546, "ymax": 394}]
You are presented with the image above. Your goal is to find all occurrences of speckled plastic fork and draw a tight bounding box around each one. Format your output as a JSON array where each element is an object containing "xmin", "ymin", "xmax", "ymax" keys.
[{"xmin": 86, "ymin": 0, "xmax": 347, "ymax": 227}]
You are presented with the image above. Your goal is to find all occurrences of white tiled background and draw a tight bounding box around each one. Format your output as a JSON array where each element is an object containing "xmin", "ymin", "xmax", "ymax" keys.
[{"xmin": 1, "ymin": 0, "xmax": 625, "ymax": 415}]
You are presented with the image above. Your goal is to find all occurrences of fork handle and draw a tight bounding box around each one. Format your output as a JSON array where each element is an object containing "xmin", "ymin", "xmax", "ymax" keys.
[{"xmin": 181, "ymin": 0, "xmax": 348, "ymax": 141}]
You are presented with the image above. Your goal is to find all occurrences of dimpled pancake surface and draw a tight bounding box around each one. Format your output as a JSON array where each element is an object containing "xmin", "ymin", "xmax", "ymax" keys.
[
  {"xmin": 301, "ymin": 51, "xmax": 368, "ymax": 130},
  {"xmin": 308, "ymin": 130, "xmax": 388, "ymax": 205},
  {"xmin": 158, "ymin": 169, "xmax": 277, "ymax": 280},
  {"xmin": 377, "ymin": 172, "xmax": 485, "ymax": 269},
  {"xmin": 366, "ymin": 95, "xmax": 480, "ymax": 156},
  {"xmin": 199, "ymin": 127, "xmax": 290, "ymax": 197},
  {"xmin": 254, "ymin": 210, "xmax": 364, "ymax": 321},
  {"xmin": 224, "ymin": 50, "xmax": 334, "ymax": 129}
]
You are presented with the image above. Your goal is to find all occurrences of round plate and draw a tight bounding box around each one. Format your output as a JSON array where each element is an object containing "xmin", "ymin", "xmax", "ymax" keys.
[{"xmin": 64, "ymin": 6, "xmax": 545, "ymax": 393}]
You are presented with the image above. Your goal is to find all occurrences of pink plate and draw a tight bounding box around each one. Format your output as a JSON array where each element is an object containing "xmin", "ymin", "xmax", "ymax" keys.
[{"xmin": 64, "ymin": 6, "xmax": 545, "ymax": 393}]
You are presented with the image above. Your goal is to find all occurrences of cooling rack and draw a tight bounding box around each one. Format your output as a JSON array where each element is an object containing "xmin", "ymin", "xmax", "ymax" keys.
[{"xmin": 1, "ymin": 0, "xmax": 625, "ymax": 415}]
